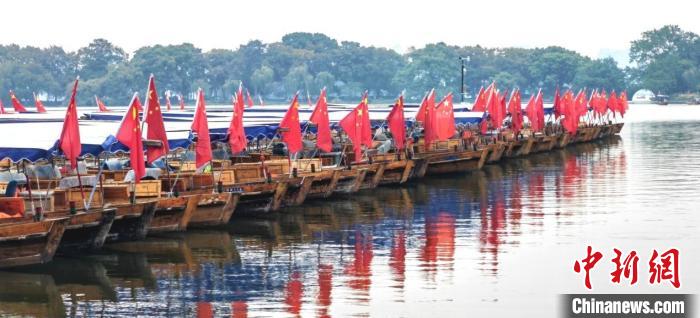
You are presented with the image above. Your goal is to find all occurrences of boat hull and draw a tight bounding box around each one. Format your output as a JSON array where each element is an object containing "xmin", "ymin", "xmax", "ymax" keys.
[{"xmin": 0, "ymin": 218, "xmax": 68, "ymax": 268}]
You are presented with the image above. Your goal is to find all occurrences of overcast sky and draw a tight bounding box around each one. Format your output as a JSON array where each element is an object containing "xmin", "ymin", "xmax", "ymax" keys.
[{"xmin": 3, "ymin": 0, "xmax": 698, "ymax": 66}]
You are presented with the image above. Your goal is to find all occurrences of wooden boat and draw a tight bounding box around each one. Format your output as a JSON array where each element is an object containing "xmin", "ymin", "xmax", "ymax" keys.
[
  {"xmin": 303, "ymin": 169, "xmax": 342, "ymax": 200},
  {"xmin": 44, "ymin": 208, "xmax": 116, "ymax": 253},
  {"xmin": 612, "ymin": 122, "xmax": 624, "ymax": 134},
  {"xmin": 3, "ymin": 185, "xmax": 116, "ymax": 253},
  {"xmin": 104, "ymin": 200, "xmax": 158, "ymax": 242},
  {"xmin": 412, "ymin": 138, "xmax": 489, "ymax": 175},
  {"xmin": 334, "ymin": 167, "xmax": 368, "ymax": 193},
  {"xmin": 100, "ymin": 180, "xmax": 198, "ymax": 234},
  {"xmin": 375, "ymin": 153, "xmax": 418, "ymax": 185},
  {"xmin": 556, "ymin": 132, "xmax": 571, "ymax": 148},
  {"xmin": 210, "ymin": 164, "xmax": 289, "ymax": 216},
  {"xmin": 0, "ymin": 198, "xmax": 68, "ymax": 268},
  {"xmin": 486, "ymin": 141, "xmax": 508, "ymax": 163},
  {"xmin": 504, "ymin": 138, "xmax": 534, "ymax": 158},
  {"xmin": 531, "ymin": 134, "xmax": 557, "ymax": 153},
  {"xmin": 357, "ymin": 162, "xmax": 386, "ymax": 190},
  {"xmin": 159, "ymin": 172, "xmax": 240, "ymax": 227}
]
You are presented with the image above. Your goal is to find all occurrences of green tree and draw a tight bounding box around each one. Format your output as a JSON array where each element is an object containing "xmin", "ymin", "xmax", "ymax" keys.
[
  {"xmin": 77, "ymin": 39, "xmax": 127, "ymax": 80},
  {"xmin": 573, "ymin": 58, "xmax": 625, "ymax": 91},
  {"xmin": 283, "ymin": 64, "xmax": 313, "ymax": 95},
  {"xmin": 250, "ymin": 65, "xmax": 275, "ymax": 95}
]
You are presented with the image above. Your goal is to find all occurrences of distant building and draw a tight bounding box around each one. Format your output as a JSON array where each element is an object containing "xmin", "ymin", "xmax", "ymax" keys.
[{"xmin": 632, "ymin": 89, "xmax": 655, "ymax": 104}]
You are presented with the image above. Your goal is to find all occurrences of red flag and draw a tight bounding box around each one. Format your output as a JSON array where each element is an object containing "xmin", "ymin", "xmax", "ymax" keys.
[
  {"xmin": 480, "ymin": 117, "xmax": 489, "ymax": 135},
  {"xmin": 95, "ymin": 95, "xmax": 110, "ymax": 112},
  {"xmin": 133, "ymin": 96, "xmax": 143, "ymax": 112},
  {"xmin": 535, "ymin": 89, "xmax": 545, "ymax": 131},
  {"xmin": 165, "ymin": 93, "xmax": 171, "ymax": 111},
  {"xmin": 179, "ymin": 94, "xmax": 186, "ymax": 110},
  {"xmin": 486, "ymin": 87, "xmax": 504, "ymax": 129},
  {"xmin": 228, "ymin": 86, "xmax": 247, "ymax": 154},
  {"xmin": 587, "ymin": 89, "xmax": 597, "ymax": 117},
  {"xmin": 600, "ymin": 90, "xmax": 608, "ymax": 115},
  {"xmin": 574, "ymin": 89, "xmax": 587, "ymax": 118},
  {"xmin": 435, "ymin": 93, "xmax": 456, "ymax": 140},
  {"xmin": 617, "ymin": 91, "xmax": 628, "ymax": 118},
  {"xmin": 339, "ymin": 95, "xmax": 372, "ymax": 162},
  {"xmin": 525, "ymin": 94, "xmax": 539, "ymax": 132},
  {"xmin": 58, "ymin": 79, "xmax": 81, "ymax": 169},
  {"xmin": 387, "ymin": 95, "xmax": 406, "ymax": 150},
  {"xmin": 420, "ymin": 90, "xmax": 438, "ymax": 149},
  {"xmin": 508, "ymin": 89, "xmax": 523, "ymax": 134},
  {"xmin": 144, "ymin": 75, "xmax": 170, "ymax": 163},
  {"xmin": 339, "ymin": 105, "xmax": 362, "ymax": 162},
  {"xmin": 9, "ymin": 91, "xmax": 27, "ymax": 113},
  {"xmin": 359, "ymin": 92, "xmax": 372, "ymax": 146},
  {"xmin": 33, "ymin": 93, "xmax": 46, "ymax": 113},
  {"xmin": 116, "ymin": 94, "xmax": 146, "ymax": 183},
  {"xmin": 472, "ymin": 86, "xmax": 487, "ymax": 112},
  {"xmin": 415, "ymin": 91, "xmax": 430, "ymax": 122},
  {"xmin": 553, "ymin": 87, "xmax": 562, "ymax": 119},
  {"xmin": 191, "ymin": 89, "xmax": 212, "ymax": 170},
  {"xmin": 562, "ymin": 90, "xmax": 578, "ymax": 134},
  {"xmin": 135, "ymin": 95, "xmax": 143, "ymax": 112},
  {"xmin": 608, "ymin": 91, "xmax": 619, "ymax": 118},
  {"xmin": 0, "ymin": 99, "xmax": 6, "ymax": 114},
  {"xmin": 279, "ymin": 94, "xmax": 303, "ymax": 154},
  {"xmin": 245, "ymin": 89, "xmax": 254, "ymax": 108},
  {"xmin": 310, "ymin": 88, "xmax": 332, "ymax": 152}
]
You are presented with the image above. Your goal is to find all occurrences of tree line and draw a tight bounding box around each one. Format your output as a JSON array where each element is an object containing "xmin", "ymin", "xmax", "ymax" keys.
[{"xmin": 0, "ymin": 26, "xmax": 694, "ymax": 107}]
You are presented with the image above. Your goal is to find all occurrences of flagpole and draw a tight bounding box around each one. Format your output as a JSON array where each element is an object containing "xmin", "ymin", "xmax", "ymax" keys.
[{"xmin": 76, "ymin": 160, "xmax": 87, "ymax": 210}]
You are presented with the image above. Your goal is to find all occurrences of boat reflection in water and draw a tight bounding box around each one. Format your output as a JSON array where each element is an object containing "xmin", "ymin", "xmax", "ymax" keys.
[{"xmin": 0, "ymin": 137, "xmax": 626, "ymax": 317}]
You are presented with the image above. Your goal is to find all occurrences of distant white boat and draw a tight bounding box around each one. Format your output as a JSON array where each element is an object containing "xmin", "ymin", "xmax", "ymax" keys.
[{"xmin": 632, "ymin": 89, "xmax": 655, "ymax": 104}]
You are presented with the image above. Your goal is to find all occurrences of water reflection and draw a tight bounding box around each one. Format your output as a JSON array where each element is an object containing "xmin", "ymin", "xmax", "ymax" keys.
[{"xmin": 0, "ymin": 135, "xmax": 631, "ymax": 317}]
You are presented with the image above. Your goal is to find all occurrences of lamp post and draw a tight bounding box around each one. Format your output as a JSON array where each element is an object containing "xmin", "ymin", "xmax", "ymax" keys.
[{"xmin": 459, "ymin": 56, "xmax": 470, "ymax": 102}]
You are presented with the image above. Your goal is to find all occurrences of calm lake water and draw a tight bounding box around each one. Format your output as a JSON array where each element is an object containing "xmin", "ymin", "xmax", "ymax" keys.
[{"xmin": 1, "ymin": 104, "xmax": 699, "ymax": 317}]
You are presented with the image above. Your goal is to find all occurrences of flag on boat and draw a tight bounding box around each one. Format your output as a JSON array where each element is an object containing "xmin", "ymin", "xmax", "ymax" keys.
[
  {"xmin": 421, "ymin": 89, "xmax": 439, "ymax": 149},
  {"xmin": 435, "ymin": 93, "xmax": 456, "ymax": 140},
  {"xmin": 617, "ymin": 91, "xmax": 628, "ymax": 118},
  {"xmin": 339, "ymin": 93, "xmax": 372, "ymax": 162},
  {"xmin": 95, "ymin": 95, "xmax": 110, "ymax": 112},
  {"xmin": 279, "ymin": 94, "xmax": 303, "ymax": 154},
  {"xmin": 33, "ymin": 93, "xmax": 46, "ymax": 113},
  {"xmin": 562, "ymin": 90, "xmax": 578, "ymax": 134},
  {"xmin": 144, "ymin": 75, "xmax": 170, "ymax": 163},
  {"xmin": 472, "ymin": 86, "xmax": 486, "ymax": 112},
  {"xmin": 116, "ymin": 93, "xmax": 146, "ymax": 183},
  {"xmin": 9, "ymin": 91, "xmax": 27, "ymax": 113},
  {"xmin": 245, "ymin": 89, "xmax": 254, "ymax": 108},
  {"xmin": 608, "ymin": 91, "xmax": 619, "ymax": 118},
  {"xmin": 535, "ymin": 89, "xmax": 545, "ymax": 131},
  {"xmin": 0, "ymin": 99, "xmax": 6, "ymax": 114},
  {"xmin": 387, "ymin": 95, "xmax": 406, "ymax": 150},
  {"xmin": 228, "ymin": 85, "xmax": 247, "ymax": 154},
  {"xmin": 525, "ymin": 93, "xmax": 538, "ymax": 131},
  {"xmin": 310, "ymin": 88, "xmax": 332, "ymax": 152},
  {"xmin": 165, "ymin": 92, "xmax": 172, "ymax": 111},
  {"xmin": 553, "ymin": 87, "xmax": 562, "ymax": 119},
  {"xmin": 359, "ymin": 91, "xmax": 372, "ymax": 146},
  {"xmin": 58, "ymin": 79, "xmax": 81, "ymax": 169},
  {"xmin": 508, "ymin": 89, "xmax": 523, "ymax": 135},
  {"xmin": 179, "ymin": 94, "xmax": 186, "ymax": 110},
  {"xmin": 133, "ymin": 95, "xmax": 143, "ymax": 113},
  {"xmin": 191, "ymin": 88, "xmax": 212, "ymax": 170},
  {"xmin": 486, "ymin": 85, "xmax": 505, "ymax": 129}
]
